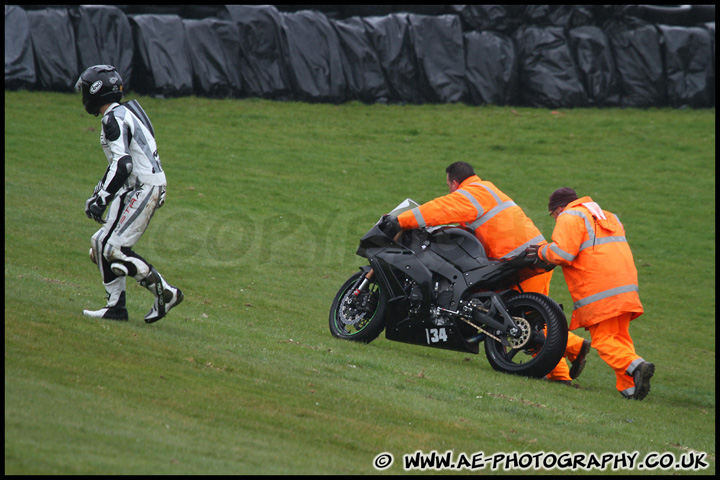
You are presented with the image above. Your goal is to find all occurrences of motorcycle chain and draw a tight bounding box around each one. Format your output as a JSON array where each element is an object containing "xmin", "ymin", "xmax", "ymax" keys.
[
  {"xmin": 458, "ymin": 315, "xmax": 503, "ymax": 343},
  {"xmin": 458, "ymin": 304, "xmax": 531, "ymax": 348}
]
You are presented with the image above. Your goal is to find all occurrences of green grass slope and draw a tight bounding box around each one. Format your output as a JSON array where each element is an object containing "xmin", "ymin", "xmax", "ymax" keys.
[{"xmin": 5, "ymin": 91, "xmax": 715, "ymax": 474}]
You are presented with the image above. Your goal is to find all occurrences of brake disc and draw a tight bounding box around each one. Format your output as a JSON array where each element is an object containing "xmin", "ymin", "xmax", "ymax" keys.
[{"xmin": 339, "ymin": 295, "xmax": 362, "ymax": 326}]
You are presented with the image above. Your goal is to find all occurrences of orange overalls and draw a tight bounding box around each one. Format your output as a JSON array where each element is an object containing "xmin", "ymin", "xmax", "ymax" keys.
[
  {"xmin": 538, "ymin": 197, "xmax": 645, "ymax": 395},
  {"xmin": 397, "ymin": 176, "xmax": 586, "ymax": 379}
]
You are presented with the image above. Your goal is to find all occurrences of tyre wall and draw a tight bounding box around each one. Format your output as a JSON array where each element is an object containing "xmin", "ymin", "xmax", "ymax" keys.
[{"xmin": 5, "ymin": 5, "xmax": 715, "ymax": 108}]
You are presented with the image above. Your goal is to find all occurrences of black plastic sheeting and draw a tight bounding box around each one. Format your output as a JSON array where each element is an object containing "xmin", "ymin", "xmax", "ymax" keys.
[
  {"xmin": 513, "ymin": 24, "xmax": 589, "ymax": 108},
  {"xmin": 568, "ymin": 26, "xmax": 620, "ymax": 107},
  {"xmin": 4, "ymin": 5, "xmax": 35, "ymax": 90},
  {"xmin": 463, "ymin": 30, "xmax": 518, "ymax": 106},
  {"xmin": 183, "ymin": 18, "xmax": 243, "ymax": 98},
  {"xmin": 25, "ymin": 8, "xmax": 78, "ymax": 92},
  {"xmin": 226, "ymin": 5, "xmax": 293, "ymax": 100},
  {"xmin": 657, "ymin": 24, "xmax": 715, "ymax": 108},
  {"xmin": 361, "ymin": 13, "xmax": 420, "ymax": 104},
  {"xmin": 605, "ymin": 19, "xmax": 666, "ymax": 108},
  {"xmin": 129, "ymin": 14, "xmax": 194, "ymax": 98},
  {"xmin": 5, "ymin": 5, "xmax": 716, "ymax": 108},
  {"xmin": 332, "ymin": 16, "xmax": 389, "ymax": 103},
  {"xmin": 409, "ymin": 14, "xmax": 467, "ymax": 104},
  {"xmin": 282, "ymin": 10, "xmax": 346, "ymax": 103},
  {"xmin": 69, "ymin": 5, "xmax": 134, "ymax": 91}
]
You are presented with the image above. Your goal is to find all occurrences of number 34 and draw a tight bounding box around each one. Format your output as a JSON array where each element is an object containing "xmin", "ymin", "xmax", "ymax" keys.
[{"xmin": 425, "ymin": 327, "xmax": 448, "ymax": 344}]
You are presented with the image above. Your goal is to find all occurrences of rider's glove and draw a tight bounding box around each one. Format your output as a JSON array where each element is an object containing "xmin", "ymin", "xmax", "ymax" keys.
[{"xmin": 85, "ymin": 190, "xmax": 110, "ymax": 224}]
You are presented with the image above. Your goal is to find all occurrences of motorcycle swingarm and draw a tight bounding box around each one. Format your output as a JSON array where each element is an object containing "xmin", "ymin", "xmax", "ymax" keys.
[{"xmin": 468, "ymin": 294, "xmax": 521, "ymax": 347}]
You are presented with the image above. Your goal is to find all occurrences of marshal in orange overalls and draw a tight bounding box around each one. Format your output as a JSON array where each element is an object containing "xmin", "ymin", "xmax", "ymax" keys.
[{"xmin": 539, "ymin": 196, "xmax": 646, "ymax": 395}]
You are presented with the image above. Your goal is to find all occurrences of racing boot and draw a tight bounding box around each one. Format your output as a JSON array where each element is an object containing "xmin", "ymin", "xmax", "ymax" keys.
[
  {"xmin": 140, "ymin": 267, "xmax": 183, "ymax": 323},
  {"xmin": 83, "ymin": 276, "xmax": 128, "ymax": 321}
]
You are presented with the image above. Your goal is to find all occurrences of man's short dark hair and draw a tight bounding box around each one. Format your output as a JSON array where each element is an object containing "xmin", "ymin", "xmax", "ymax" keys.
[{"xmin": 445, "ymin": 162, "xmax": 475, "ymax": 184}]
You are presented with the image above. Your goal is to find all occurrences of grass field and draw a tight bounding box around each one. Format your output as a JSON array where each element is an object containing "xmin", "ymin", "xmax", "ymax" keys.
[{"xmin": 5, "ymin": 90, "xmax": 715, "ymax": 474}]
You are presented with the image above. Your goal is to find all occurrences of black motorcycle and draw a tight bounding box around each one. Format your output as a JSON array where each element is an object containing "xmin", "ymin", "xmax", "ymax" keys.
[{"xmin": 329, "ymin": 200, "xmax": 568, "ymax": 378}]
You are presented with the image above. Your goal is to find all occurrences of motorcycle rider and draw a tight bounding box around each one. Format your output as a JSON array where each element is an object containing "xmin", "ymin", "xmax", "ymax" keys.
[
  {"xmin": 529, "ymin": 187, "xmax": 654, "ymax": 400},
  {"xmin": 76, "ymin": 64, "xmax": 183, "ymax": 323},
  {"xmin": 389, "ymin": 162, "xmax": 590, "ymax": 384}
]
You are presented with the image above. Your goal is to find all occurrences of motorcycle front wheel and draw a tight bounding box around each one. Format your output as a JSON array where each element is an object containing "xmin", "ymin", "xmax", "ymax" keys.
[
  {"xmin": 329, "ymin": 271, "xmax": 386, "ymax": 343},
  {"xmin": 484, "ymin": 292, "xmax": 568, "ymax": 378}
]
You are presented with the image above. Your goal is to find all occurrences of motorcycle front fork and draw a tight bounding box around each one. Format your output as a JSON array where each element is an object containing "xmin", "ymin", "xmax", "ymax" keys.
[{"xmin": 353, "ymin": 269, "xmax": 374, "ymax": 296}]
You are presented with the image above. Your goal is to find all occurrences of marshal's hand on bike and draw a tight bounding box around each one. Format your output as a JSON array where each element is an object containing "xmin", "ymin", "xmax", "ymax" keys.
[
  {"xmin": 524, "ymin": 245, "xmax": 540, "ymax": 261},
  {"xmin": 380, "ymin": 214, "xmax": 400, "ymax": 238}
]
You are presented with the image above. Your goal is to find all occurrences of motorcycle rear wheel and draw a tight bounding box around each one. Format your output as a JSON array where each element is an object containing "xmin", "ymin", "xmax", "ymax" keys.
[
  {"xmin": 329, "ymin": 271, "xmax": 387, "ymax": 343},
  {"xmin": 484, "ymin": 292, "xmax": 568, "ymax": 378}
]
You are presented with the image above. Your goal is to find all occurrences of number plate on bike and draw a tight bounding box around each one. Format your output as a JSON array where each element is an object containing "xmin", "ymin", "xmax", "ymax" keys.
[{"xmin": 425, "ymin": 327, "xmax": 449, "ymax": 344}]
